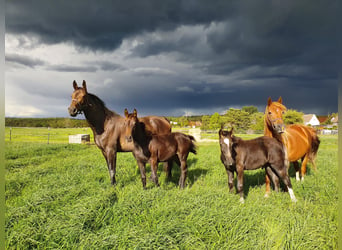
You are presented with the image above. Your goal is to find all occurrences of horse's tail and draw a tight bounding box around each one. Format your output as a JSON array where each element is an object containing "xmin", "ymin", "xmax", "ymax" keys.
[
  {"xmin": 187, "ymin": 135, "xmax": 197, "ymax": 155},
  {"xmin": 309, "ymin": 131, "xmax": 320, "ymax": 164}
]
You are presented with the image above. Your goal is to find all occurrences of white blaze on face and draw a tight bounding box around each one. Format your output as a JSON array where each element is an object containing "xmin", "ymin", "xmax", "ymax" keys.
[{"xmin": 223, "ymin": 137, "xmax": 233, "ymax": 164}]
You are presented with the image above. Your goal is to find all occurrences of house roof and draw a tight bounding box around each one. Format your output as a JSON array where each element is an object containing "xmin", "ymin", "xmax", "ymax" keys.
[
  {"xmin": 303, "ymin": 114, "xmax": 314, "ymax": 123},
  {"xmin": 331, "ymin": 115, "xmax": 338, "ymax": 123},
  {"xmin": 317, "ymin": 116, "xmax": 328, "ymax": 123}
]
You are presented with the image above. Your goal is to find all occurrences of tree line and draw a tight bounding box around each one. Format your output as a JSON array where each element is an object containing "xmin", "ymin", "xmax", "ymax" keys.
[
  {"xmin": 6, "ymin": 106, "xmax": 305, "ymax": 132},
  {"xmin": 5, "ymin": 118, "xmax": 88, "ymax": 128},
  {"xmin": 169, "ymin": 106, "xmax": 304, "ymax": 133}
]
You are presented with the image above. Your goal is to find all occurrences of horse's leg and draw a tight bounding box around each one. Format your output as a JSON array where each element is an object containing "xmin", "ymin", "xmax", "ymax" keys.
[
  {"xmin": 265, "ymin": 175, "xmax": 271, "ymax": 197},
  {"xmin": 271, "ymin": 165, "xmax": 297, "ymax": 202},
  {"xmin": 300, "ymin": 155, "xmax": 309, "ymax": 182},
  {"xmin": 226, "ymin": 166, "xmax": 234, "ymax": 193},
  {"xmin": 236, "ymin": 165, "xmax": 244, "ymax": 203},
  {"xmin": 137, "ymin": 161, "xmax": 147, "ymax": 189},
  {"xmin": 178, "ymin": 157, "xmax": 188, "ymax": 189},
  {"xmin": 265, "ymin": 166, "xmax": 280, "ymax": 192},
  {"xmin": 165, "ymin": 160, "xmax": 173, "ymax": 180},
  {"xmin": 150, "ymin": 157, "xmax": 159, "ymax": 187},
  {"xmin": 293, "ymin": 161, "xmax": 301, "ymax": 181},
  {"xmin": 104, "ymin": 149, "xmax": 116, "ymax": 185}
]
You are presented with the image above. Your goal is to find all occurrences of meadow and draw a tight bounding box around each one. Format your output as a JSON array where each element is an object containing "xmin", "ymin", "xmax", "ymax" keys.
[{"xmin": 5, "ymin": 128, "xmax": 337, "ymax": 249}]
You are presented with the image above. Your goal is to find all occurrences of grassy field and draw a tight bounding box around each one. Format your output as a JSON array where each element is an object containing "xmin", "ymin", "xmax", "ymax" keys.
[{"xmin": 5, "ymin": 128, "xmax": 337, "ymax": 249}]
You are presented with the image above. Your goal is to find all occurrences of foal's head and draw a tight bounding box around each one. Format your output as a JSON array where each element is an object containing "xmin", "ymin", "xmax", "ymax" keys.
[
  {"xmin": 219, "ymin": 128, "xmax": 235, "ymax": 165},
  {"xmin": 68, "ymin": 80, "xmax": 88, "ymax": 117},
  {"xmin": 124, "ymin": 108, "xmax": 140, "ymax": 143},
  {"xmin": 265, "ymin": 97, "xmax": 286, "ymax": 134}
]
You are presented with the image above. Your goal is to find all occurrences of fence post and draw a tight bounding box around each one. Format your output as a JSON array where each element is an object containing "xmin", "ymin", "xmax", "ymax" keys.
[{"xmin": 47, "ymin": 127, "xmax": 50, "ymax": 144}]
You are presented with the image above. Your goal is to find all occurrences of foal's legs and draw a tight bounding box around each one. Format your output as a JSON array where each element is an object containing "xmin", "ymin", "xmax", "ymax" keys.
[
  {"xmin": 225, "ymin": 166, "xmax": 235, "ymax": 193},
  {"xmin": 271, "ymin": 164, "xmax": 297, "ymax": 202},
  {"xmin": 150, "ymin": 157, "xmax": 160, "ymax": 187},
  {"xmin": 137, "ymin": 161, "xmax": 147, "ymax": 188},
  {"xmin": 236, "ymin": 165, "xmax": 245, "ymax": 203},
  {"xmin": 265, "ymin": 166, "xmax": 280, "ymax": 192},
  {"xmin": 178, "ymin": 154, "xmax": 188, "ymax": 189},
  {"xmin": 164, "ymin": 160, "xmax": 174, "ymax": 180}
]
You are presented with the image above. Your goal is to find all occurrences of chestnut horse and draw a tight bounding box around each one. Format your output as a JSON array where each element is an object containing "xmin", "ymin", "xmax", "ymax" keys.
[
  {"xmin": 264, "ymin": 97, "xmax": 320, "ymax": 194},
  {"xmin": 68, "ymin": 80, "xmax": 171, "ymax": 185},
  {"xmin": 124, "ymin": 109, "xmax": 197, "ymax": 188}
]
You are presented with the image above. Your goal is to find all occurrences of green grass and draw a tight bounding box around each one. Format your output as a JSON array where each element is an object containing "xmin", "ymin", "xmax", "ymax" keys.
[{"xmin": 5, "ymin": 131, "xmax": 337, "ymax": 249}]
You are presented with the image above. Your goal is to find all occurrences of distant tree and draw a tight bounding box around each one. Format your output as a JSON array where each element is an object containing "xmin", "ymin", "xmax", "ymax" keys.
[
  {"xmin": 223, "ymin": 108, "xmax": 251, "ymax": 130},
  {"xmin": 209, "ymin": 112, "xmax": 221, "ymax": 130},
  {"xmin": 249, "ymin": 112, "xmax": 264, "ymax": 132},
  {"xmin": 283, "ymin": 109, "xmax": 304, "ymax": 125},
  {"xmin": 242, "ymin": 106, "xmax": 258, "ymax": 115},
  {"xmin": 201, "ymin": 115, "xmax": 210, "ymax": 130},
  {"xmin": 179, "ymin": 116, "xmax": 189, "ymax": 127}
]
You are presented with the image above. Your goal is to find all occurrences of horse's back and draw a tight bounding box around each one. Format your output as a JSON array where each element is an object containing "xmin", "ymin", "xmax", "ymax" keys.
[
  {"xmin": 139, "ymin": 116, "xmax": 171, "ymax": 135},
  {"xmin": 283, "ymin": 124, "xmax": 314, "ymax": 161}
]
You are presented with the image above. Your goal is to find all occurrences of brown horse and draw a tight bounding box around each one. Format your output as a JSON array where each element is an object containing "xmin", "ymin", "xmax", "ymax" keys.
[
  {"xmin": 264, "ymin": 97, "xmax": 320, "ymax": 194},
  {"xmin": 68, "ymin": 80, "xmax": 171, "ymax": 185},
  {"xmin": 219, "ymin": 128, "xmax": 297, "ymax": 203},
  {"xmin": 124, "ymin": 109, "xmax": 197, "ymax": 189}
]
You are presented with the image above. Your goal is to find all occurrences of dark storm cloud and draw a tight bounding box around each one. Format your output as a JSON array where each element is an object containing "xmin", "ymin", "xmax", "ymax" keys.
[
  {"xmin": 5, "ymin": 0, "xmax": 338, "ymax": 116},
  {"xmin": 5, "ymin": 0, "xmax": 236, "ymax": 51},
  {"xmin": 5, "ymin": 53, "xmax": 46, "ymax": 68}
]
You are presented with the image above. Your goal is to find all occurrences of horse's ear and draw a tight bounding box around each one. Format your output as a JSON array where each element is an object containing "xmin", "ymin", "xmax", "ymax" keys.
[
  {"xmin": 82, "ymin": 80, "xmax": 87, "ymax": 93},
  {"xmin": 73, "ymin": 80, "xmax": 78, "ymax": 90},
  {"xmin": 229, "ymin": 127, "xmax": 234, "ymax": 134},
  {"xmin": 278, "ymin": 96, "xmax": 282, "ymax": 104},
  {"xmin": 133, "ymin": 108, "xmax": 137, "ymax": 118},
  {"xmin": 124, "ymin": 108, "xmax": 129, "ymax": 117},
  {"xmin": 267, "ymin": 97, "xmax": 272, "ymax": 106}
]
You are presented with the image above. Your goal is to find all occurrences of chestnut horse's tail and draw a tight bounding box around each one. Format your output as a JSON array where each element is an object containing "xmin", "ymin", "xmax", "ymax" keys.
[
  {"xmin": 187, "ymin": 135, "xmax": 197, "ymax": 155},
  {"xmin": 309, "ymin": 130, "xmax": 320, "ymax": 165}
]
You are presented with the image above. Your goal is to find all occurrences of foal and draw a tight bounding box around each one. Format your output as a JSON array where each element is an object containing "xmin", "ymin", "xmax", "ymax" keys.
[
  {"xmin": 124, "ymin": 109, "xmax": 197, "ymax": 188},
  {"xmin": 219, "ymin": 128, "xmax": 297, "ymax": 203}
]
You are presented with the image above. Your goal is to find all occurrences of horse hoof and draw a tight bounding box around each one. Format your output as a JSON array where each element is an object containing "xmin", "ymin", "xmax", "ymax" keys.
[
  {"xmin": 264, "ymin": 193, "xmax": 270, "ymax": 198},
  {"xmin": 239, "ymin": 197, "xmax": 245, "ymax": 204}
]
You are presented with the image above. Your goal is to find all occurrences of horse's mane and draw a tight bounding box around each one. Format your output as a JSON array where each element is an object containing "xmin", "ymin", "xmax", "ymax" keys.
[{"xmin": 87, "ymin": 93, "xmax": 119, "ymax": 116}]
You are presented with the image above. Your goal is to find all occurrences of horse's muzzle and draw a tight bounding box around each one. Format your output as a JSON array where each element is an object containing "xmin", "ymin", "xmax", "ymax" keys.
[
  {"xmin": 273, "ymin": 124, "xmax": 285, "ymax": 134},
  {"xmin": 68, "ymin": 106, "xmax": 78, "ymax": 117}
]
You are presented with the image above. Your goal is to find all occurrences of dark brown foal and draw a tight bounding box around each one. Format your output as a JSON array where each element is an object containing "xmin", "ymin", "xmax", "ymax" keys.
[
  {"xmin": 219, "ymin": 128, "xmax": 297, "ymax": 203},
  {"xmin": 124, "ymin": 109, "xmax": 197, "ymax": 188}
]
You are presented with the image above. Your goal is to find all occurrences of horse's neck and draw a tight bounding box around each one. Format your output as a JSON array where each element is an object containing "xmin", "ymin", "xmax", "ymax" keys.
[
  {"xmin": 264, "ymin": 120, "xmax": 284, "ymax": 143},
  {"xmin": 83, "ymin": 100, "xmax": 118, "ymax": 135},
  {"xmin": 133, "ymin": 124, "xmax": 152, "ymax": 154}
]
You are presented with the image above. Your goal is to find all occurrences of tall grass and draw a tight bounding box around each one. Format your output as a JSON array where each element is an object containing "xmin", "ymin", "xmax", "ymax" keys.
[{"xmin": 5, "ymin": 134, "xmax": 337, "ymax": 249}]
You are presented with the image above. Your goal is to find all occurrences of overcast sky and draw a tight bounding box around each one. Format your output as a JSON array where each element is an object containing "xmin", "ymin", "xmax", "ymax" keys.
[{"xmin": 5, "ymin": 0, "xmax": 338, "ymax": 118}]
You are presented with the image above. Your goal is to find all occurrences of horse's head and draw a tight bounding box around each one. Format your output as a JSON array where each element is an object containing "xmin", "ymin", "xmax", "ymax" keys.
[
  {"xmin": 124, "ymin": 108, "xmax": 139, "ymax": 143},
  {"xmin": 219, "ymin": 128, "xmax": 235, "ymax": 165},
  {"xmin": 68, "ymin": 80, "xmax": 88, "ymax": 117},
  {"xmin": 265, "ymin": 97, "xmax": 286, "ymax": 134}
]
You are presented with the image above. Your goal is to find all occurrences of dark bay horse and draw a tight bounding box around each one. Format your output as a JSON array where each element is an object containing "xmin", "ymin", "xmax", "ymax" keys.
[
  {"xmin": 124, "ymin": 109, "xmax": 197, "ymax": 189},
  {"xmin": 219, "ymin": 128, "xmax": 297, "ymax": 203},
  {"xmin": 264, "ymin": 97, "xmax": 320, "ymax": 194},
  {"xmin": 68, "ymin": 80, "xmax": 171, "ymax": 185}
]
